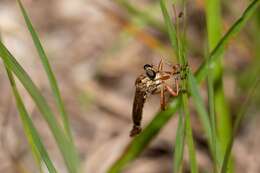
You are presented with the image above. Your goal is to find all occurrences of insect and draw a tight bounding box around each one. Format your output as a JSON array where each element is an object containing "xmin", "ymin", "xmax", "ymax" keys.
[{"xmin": 130, "ymin": 59, "xmax": 188, "ymax": 137}]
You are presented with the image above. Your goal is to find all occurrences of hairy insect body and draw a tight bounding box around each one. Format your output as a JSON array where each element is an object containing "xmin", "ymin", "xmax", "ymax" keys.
[
  {"xmin": 130, "ymin": 61, "xmax": 188, "ymax": 137},
  {"xmin": 130, "ymin": 73, "xmax": 164, "ymax": 137},
  {"xmin": 130, "ymin": 75, "xmax": 160, "ymax": 137},
  {"xmin": 136, "ymin": 74, "xmax": 162, "ymax": 93}
]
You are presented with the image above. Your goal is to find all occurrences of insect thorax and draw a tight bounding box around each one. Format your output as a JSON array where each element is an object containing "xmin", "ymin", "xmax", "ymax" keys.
[{"xmin": 135, "ymin": 74, "xmax": 162, "ymax": 94}]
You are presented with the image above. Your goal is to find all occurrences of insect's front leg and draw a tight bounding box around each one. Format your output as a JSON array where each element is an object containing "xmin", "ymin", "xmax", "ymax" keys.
[
  {"xmin": 163, "ymin": 63, "xmax": 189, "ymax": 76},
  {"xmin": 158, "ymin": 58, "xmax": 163, "ymax": 71}
]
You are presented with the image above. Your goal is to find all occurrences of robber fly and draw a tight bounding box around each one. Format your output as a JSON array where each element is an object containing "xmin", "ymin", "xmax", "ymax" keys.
[{"xmin": 130, "ymin": 59, "xmax": 188, "ymax": 137}]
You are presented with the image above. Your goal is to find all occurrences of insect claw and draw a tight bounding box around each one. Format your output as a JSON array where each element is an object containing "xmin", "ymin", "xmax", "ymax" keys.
[
  {"xmin": 180, "ymin": 88, "xmax": 187, "ymax": 93},
  {"xmin": 181, "ymin": 73, "xmax": 188, "ymax": 80},
  {"xmin": 181, "ymin": 63, "xmax": 189, "ymax": 71},
  {"xmin": 178, "ymin": 11, "xmax": 183, "ymax": 18}
]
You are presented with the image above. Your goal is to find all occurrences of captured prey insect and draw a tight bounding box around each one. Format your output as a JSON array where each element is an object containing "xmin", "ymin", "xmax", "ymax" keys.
[{"xmin": 130, "ymin": 59, "xmax": 188, "ymax": 137}]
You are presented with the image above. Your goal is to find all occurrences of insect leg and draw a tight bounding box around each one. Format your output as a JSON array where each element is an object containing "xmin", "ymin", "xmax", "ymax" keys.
[
  {"xmin": 172, "ymin": 64, "xmax": 181, "ymax": 75},
  {"xmin": 160, "ymin": 85, "xmax": 166, "ymax": 110},
  {"xmin": 158, "ymin": 74, "xmax": 171, "ymax": 81},
  {"xmin": 158, "ymin": 58, "xmax": 163, "ymax": 71},
  {"xmin": 165, "ymin": 78, "xmax": 179, "ymax": 97},
  {"xmin": 162, "ymin": 64, "xmax": 181, "ymax": 76}
]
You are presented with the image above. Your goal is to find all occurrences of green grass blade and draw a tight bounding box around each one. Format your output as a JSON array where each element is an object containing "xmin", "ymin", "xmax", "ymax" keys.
[
  {"xmin": 188, "ymin": 73, "xmax": 222, "ymax": 166},
  {"xmin": 160, "ymin": 0, "xmax": 178, "ymax": 56},
  {"xmin": 197, "ymin": 0, "xmax": 259, "ymax": 161},
  {"xmin": 206, "ymin": 61, "xmax": 219, "ymax": 171},
  {"xmin": 4, "ymin": 68, "xmax": 58, "ymax": 173},
  {"xmin": 107, "ymin": 0, "xmax": 259, "ymax": 171},
  {"xmin": 0, "ymin": 35, "xmax": 45, "ymax": 173},
  {"xmin": 221, "ymin": 78, "xmax": 260, "ymax": 173},
  {"xmin": 188, "ymin": 75, "xmax": 212, "ymax": 147},
  {"xmin": 0, "ymin": 41, "xmax": 79, "ymax": 173},
  {"xmin": 196, "ymin": 0, "xmax": 260, "ymax": 82},
  {"xmin": 108, "ymin": 99, "xmax": 181, "ymax": 173},
  {"xmin": 173, "ymin": 108, "xmax": 185, "ymax": 173},
  {"xmin": 205, "ymin": 0, "xmax": 221, "ymax": 50},
  {"xmin": 161, "ymin": 1, "xmax": 198, "ymax": 172},
  {"xmin": 205, "ymin": 0, "xmax": 224, "ymax": 171},
  {"xmin": 182, "ymin": 91, "xmax": 198, "ymax": 173},
  {"xmin": 16, "ymin": 0, "xmax": 73, "ymax": 141}
]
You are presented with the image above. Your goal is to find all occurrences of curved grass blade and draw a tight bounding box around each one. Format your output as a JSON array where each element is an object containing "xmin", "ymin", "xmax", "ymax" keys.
[
  {"xmin": 188, "ymin": 73, "xmax": 221, "ymax": 167},
  {"xmin": 161, "ymin": 1, "xmax": 198, "ymax": 171},
  {"xmin": 205, "ymin": 0, "xmax": 221, "ymax": 156},
  {"xmin": 176, "ymin": 1, "xmax": 198, "ymax": 171},
  {"xmin": 108, "ymin": 0, "xmax": 259, "ymax": 171},
  {"xmin": 173, "ymin": 107, "xmax": 185, "ymax": 173},
  {"xmin": 205, "ymin": 0, "xmax": 232, "ymax": 171},
  {"xmin": 188, "ymin": 74, "xmax": 212, "ymax": 145},
  {"xmin": 0, "ymin": 42, "xmax": 79, "ymax": 173},
  {"xmin": 108, "ymin": 99, "xmax": 181, "ymax": 173},
  {"xmin": 221, "ymin": 79, "xmax": 260, "ymax": 173},
  {"xmin": 160, "ymin": 0, "xmax": 178, "ymax": 55},
  {"xmin": 0, "ymin": 34, "xmax": 44, "ymax": 173},
  {"xmin": 160, "ymin": 4, "xmax": 185, "ymax": 171},
  {"xmin": 196, "ymin": 0, "xmax": 260, "ymax": 82},
  {"xmin": 182, "ymin": 89, "xmax": 198, "ymax": 173},
  {"xmin": 16, "ymin": 0, "xmax": 73, "ymax": 141},
  {"xmin": 4, "ymin": 68, "xmax": 58, "ymax": 173}
]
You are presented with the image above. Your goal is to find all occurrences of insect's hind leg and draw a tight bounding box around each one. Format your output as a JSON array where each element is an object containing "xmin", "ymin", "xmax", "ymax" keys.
[
  {"xmin": 160, "ymin": 85, "xmax": 166, "ymax": 110},
  {"xmin": 165, "ymin": 78, "xmax": 179, "ymax": 97}
]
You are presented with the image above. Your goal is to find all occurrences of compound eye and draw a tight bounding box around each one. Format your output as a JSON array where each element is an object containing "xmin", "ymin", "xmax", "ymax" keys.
[
  {"xmin": 143, "ymin": 64, "xmax": 153, "ymax": 70},
  {"xmin": 146, "ymin": 69, "xmax": 156, "ymax": 80}
]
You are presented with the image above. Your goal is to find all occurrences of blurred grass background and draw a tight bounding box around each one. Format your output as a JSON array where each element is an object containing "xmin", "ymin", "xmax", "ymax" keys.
[{"xmin": 0, "ymin": 0, "xmax": 259, "ymax": 173}]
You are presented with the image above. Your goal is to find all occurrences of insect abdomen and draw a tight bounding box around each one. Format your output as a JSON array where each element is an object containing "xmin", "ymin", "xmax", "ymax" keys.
[{"xmin": 130, "ymin": 88, "xmax": 146, "ymax": 137}]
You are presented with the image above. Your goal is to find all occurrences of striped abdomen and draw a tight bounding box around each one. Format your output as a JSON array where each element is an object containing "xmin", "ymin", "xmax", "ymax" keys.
[
  {"xmin": 130, "ymin": 88, "xmax": 146, "ymax": 137},
  {"xmin": 130, "ymin": 75, "xmax": 147, "ymax": 137}
]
